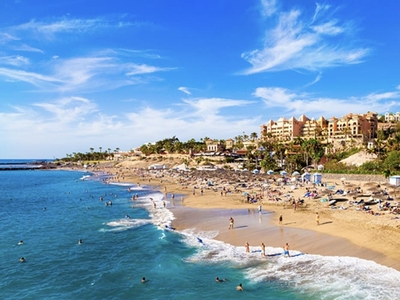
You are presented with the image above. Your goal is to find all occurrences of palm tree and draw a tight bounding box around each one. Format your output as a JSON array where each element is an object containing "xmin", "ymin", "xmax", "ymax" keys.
[{"xmin": 250, "ymin": 132, "xmax": 258, "ymax": 142}]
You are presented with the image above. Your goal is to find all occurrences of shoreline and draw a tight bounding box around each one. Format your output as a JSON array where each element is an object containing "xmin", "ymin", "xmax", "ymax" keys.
[{"xmin": 88, "ymin": 164, "xmax": 400, "ymax": 271}]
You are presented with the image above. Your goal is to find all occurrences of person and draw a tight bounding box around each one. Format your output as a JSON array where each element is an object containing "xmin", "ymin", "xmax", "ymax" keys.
[
  {"xmin": 236, "ymin": 283, "xmax": 243, "ymax": 291},
  {"xmin": 215, "ymin": 277, "xmax": 226, "ymax": 282},
  {"xmin": 245, "ymin": 241, "xmax": 250, "ymax": 253},
  {"xmin": 141, "ymin": 277, "xmax": 149, "ymax": 283},
  {"xmin": 19, "ymin": 257, "xmax": 26, "ymax": 263},
  {"xmin": 163, "ymin": 201, "xmax": 166, "ymax": 208},
  {"xmin": 78, "ymin": 239, "xmax": 83, "ymax": 244},
  {"xmin": 261, "ymin": 242, "xmax": 266, "ymax": 257},
  {"xmin": 283, "ymin": 243, "xmax": 290, "ymax": 257},
  {"xmin": 316, "ymin": 212, "xmax": 320, "ymax": 226},
  {"xmin": 153, "ymin": 202, "xmax": 157, "ymax": 209},
  {"xmin": 258, "ymin": 204, "xmax": 262, "ymax": 212},
  {"xmin": 279, "ymin": 214, "xmax": 283, "ymax": 225},
  {"xmin": 229, "ymin": 217, "xmax": 234, "ymax": 229},
  {"xmin": 18, "ymin": 240, "xmax": 24, "ymax": 245}
]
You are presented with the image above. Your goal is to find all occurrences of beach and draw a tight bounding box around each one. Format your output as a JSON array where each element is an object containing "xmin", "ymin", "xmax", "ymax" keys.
[
  {"xmin": 98, "ymin": 161, "xmax": 400, "ymax": 272},
  {"xmin": 5, "ymin": 164, "xmax": 400, "ymax": 298}
]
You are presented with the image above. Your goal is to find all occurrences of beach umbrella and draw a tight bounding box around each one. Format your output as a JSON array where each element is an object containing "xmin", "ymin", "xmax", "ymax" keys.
[
  {"xmin": 267, "ymin": 170, "xmax": 274, "ymax": 175},
  {"xmin": 280, "ymin": 170, "xmax": 287, "ymax": 176}
]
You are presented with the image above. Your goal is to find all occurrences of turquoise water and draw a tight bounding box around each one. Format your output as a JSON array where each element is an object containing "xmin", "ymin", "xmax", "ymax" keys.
[{"xmin": 1, "ymin": 169, "xmax": 399, "ymax": 299}]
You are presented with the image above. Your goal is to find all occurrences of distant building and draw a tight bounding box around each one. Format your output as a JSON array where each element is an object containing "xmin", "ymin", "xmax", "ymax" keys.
[
  {"xmin": 385, "ymin": 112, "xmax": 400, "ymax": 122},
  {"xmin": 205, "ymin": 139, "xmax": 224, "ymax": 152},
  {"xmin": 260, "ymin": 112, "xmax": 378, "ymax": 144},
  {"xmin": 225, "ymin": 138, "xmax": 235, "ymax": 150}
]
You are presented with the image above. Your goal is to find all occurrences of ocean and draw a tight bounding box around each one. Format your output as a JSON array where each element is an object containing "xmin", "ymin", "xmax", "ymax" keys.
[{"xmin": 1, "ymin": 165, "xmax": 400, "ymax": 299}]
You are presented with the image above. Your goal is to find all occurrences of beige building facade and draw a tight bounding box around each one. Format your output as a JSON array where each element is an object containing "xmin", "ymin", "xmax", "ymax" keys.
[{"xmin": 260, "ymin": 112, "xmax": 378, "ymax": 143}]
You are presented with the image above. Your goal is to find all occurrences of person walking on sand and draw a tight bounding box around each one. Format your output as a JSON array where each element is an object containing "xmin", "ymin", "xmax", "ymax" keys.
[
  {"xmin": 279, "ymin": 214, "xmax": 283, "ymax": 225},
  {"xmin": 229, "ymin": 217, "xmax": 234, "ymax": 229},
  {"xmin": 316, "ymin": 212, "xmax": 320, "ymax": 226},
  {"xmin": 245, "ymin": 241, "xmax": 250, "ymax": 253},
  {"xmin": 283, "ymin": 243, "xmax": 290, "ymax": 257},
  {"xmin": 261, "ymin": 242, "xmax": 266, "ymax": 257}
]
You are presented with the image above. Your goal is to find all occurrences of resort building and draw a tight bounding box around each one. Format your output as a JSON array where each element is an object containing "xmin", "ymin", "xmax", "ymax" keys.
[
  {"xmin": 384, "ymin": 112, "xmax": 400, "ymax": 122},
  {"xmin": 260, "ymin": 112, "xmax": 378, "ymax": 144}
]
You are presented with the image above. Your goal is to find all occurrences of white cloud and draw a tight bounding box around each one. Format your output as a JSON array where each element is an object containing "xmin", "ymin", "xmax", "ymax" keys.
[
  {"xmin": 126, "ymin": 63, "xmax": 174, "ymax": 76},
  {"xmin": 33, "ymin": 96, "xmax": 98, "ymax": 123},
  {"xmin": 241, "ymin": 3, "xmax": 369, "ymax": 74},
  {"xmin": 11, "ymin": 18, "xmax": 116, "ymax": 39},
  {"xmin": 0, "ymin": 67, "xmax": 62, "ymax": 87},
  {"xmin": 178, "ymin": 86, "xmax": 191, "ymax": 95},
  {"xmin": 0, "ymin": 55, "xmax": 30, "ymax": 66},
  {"xmin": 0, "ymin": 96, "xmax": 260, "ymax": 158},
  {"xmin": 261, "ymin": 0, "xmax": 277, "ymax": 17},
  {"xmin": 0, "ymin": 32, "xmax": 19, "ymax": 44},
  {"xmin": 0, "ymin": 53, "xmax": 174, "ymax": 92},
  {"xmin": 12, "ymin": 44, "xmax": 44, "ymax": 53},
  {"xmin": 303, "ymin": 73, "xmax": 322, "ymax": 87},
  {"xmin": 254, "ymin": 86, "xmax": 400, "ymax": 117}
]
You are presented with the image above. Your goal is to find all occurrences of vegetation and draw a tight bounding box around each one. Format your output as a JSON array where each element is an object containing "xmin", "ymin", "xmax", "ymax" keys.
[{"xmin": 60, "ymin": 121, "xmax": 400, "ymax": 177}]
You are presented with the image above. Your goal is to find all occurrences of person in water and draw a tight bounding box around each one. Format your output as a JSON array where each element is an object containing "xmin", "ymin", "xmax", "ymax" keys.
[
  {"xmin": 228, "ymin": 217, "xmax": 234, "ymax": 229},
  {"xmin": 19, "ymin": 257, "xmax": 26, "ymax": 263},
  {"xmin": 78, "ymin": 239, "xmax": 83, "ymax": 244},
  {"xmin": 215, "ymin": 277, "xmax": 226, "ymax": 282},
  {"xmin": 18, "ymin": 240, "xmax": 24, "ymax": 245},
  {"xmin": 141, "ymin": 277, "xmax": 149, "ymax": 283},
  {"xmin": 283, "ymin": 243, "xmax": 290, "ymax": 257},
  {"xmin": 236, "ymin": 283, "xmax": 243, "ymax": 291}
]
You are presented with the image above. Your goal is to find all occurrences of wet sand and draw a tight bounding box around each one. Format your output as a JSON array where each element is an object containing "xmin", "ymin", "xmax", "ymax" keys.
[
  {"xmin": 171, "ymin": 205, "xmax": 400, "ymax": 270},
  {"xmin": 90, "ymin": 163, "xmax": 400, "ymax": 271}
]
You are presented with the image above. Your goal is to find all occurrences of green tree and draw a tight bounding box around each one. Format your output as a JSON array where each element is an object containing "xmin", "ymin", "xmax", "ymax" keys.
[{"xmin": 384, "ymin": 151, "xmax": 400, "ymax": 172}]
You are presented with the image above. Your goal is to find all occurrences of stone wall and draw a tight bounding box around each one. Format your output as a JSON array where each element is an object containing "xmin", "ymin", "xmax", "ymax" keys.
[{"xmin": 320, "ymin": 173, "xmax": 385, "ymax": 183}]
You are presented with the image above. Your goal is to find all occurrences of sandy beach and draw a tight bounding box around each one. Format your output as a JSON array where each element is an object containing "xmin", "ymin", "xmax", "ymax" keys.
[{"xmin": 91, "ymin": 161, "xmax": 400, "ymax": 271}]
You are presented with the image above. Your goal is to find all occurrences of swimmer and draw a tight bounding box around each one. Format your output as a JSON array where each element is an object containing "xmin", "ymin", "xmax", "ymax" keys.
[
  {"xmin": 125, "ymin": 215, "xmax": 131, "ymax": 219},
  {"xmin": 78, "ymin": 239, "xmax": 83, "ymax": 244},
  {"xmin": 283, "ymin": 243, "xmax": 290, "ymax": 257},
  {"xmin": 18, "ymin": 240, "xmax": 24, "ymax": 245},
  {"xmin": 245, "ymin": 241, "xmax": 250, "ymax": 253},
  {"xmin": 236, "ymin": 283, "xmax": 243, "ymax": 291},
  {"xmin": 215, "ymin": 277, "xmax": 226, "ymax": 282},
  {"xmin": 261, "ymin": 242, "xmax": 266, "ymax": 257},
  {"xmin": 19, "ymin": 257, "xmax": 26, "ymax": 263},
  {"xmin": 229, "ymin": 217, "xmax": 234, "ymax": 229},
  {"xmin": 141, "ymin": 277, "xmax": 149, "ymax": 283}
]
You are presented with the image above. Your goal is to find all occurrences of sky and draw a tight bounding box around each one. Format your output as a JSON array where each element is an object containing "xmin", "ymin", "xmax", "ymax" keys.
[{"xmin": 1, "ymin": 0, "xmax": 400, "ymax": 159}]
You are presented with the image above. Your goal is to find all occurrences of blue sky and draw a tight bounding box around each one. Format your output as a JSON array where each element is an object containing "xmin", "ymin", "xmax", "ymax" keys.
[{"xmin": 1, "ymin": 0, "xmax": 400, "ymax": 159}]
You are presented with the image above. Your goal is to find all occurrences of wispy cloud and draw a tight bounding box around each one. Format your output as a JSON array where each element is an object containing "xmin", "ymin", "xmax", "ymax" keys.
[
  {"xmin": 11, "ymin": 43, "xmax": 44, "ymax": 53},
  {"xmin": 0, "ymin": 53, "xmax": 174, "ymax": 92},
  {"xmin": 33, "ymin": 96, "xmax": 98, "ymax": 123},
  {"xmin": 303, "ymin": 73, "xmax": 322, "ymax": 87},
  {"xmin": 126, "ymin": 63, "xmax": 174, "ymax": 76},
  {"xmin": 178, "ymin": 86, "xmax": 191, "ymax": 95},
  {"xmin": 261, "ymin": 0, "xmax": 277, "ymax": 17},
  {"xmin": 241, "ymin": 1, "xmax": 369, "ymax": 74},
  {"xmin": 0, "ymin": 32, "xmax": 19, "ymax": 44},
  {"xmin": 254, "ymin": 86, "xmax": 400, "ymax": 117},
  {"xmin": 0, "ymin": 55, "xmax": 30, "ymax": 66},
  {"xmin": 9, "ymin": 17, "xmax": 137, "ymax": 40}
]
